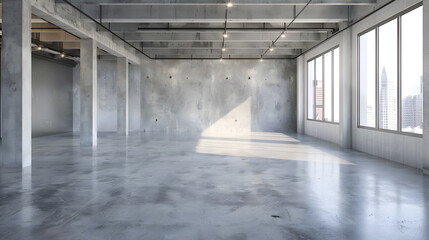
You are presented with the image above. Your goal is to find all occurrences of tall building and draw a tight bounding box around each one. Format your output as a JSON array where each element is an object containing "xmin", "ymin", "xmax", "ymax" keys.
[
  {"xmin": 401, "ymin": 75, "xmax": 423, "ymax": 133},
  {"xmin": 379, "ymin": 67, "xmax": 397, "ymax": 130}
]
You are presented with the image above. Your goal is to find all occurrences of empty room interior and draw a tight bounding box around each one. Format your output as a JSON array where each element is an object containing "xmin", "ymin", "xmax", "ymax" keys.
[{"xmin": 0, "ymin": 0, "xmax": 429, "ymax": 239}]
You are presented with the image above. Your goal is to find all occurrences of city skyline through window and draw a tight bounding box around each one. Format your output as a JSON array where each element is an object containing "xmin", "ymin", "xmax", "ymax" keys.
[
  {"xmin": 358, "ymin": 5, "xmax": 423, "ymax": 135},
  {"xmin": 307, "ymin": 47, "xmax": 340, "ymax": 123}
]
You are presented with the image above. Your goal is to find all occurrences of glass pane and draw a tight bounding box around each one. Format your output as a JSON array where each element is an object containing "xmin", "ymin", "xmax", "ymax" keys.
[
  {"xmin": 308, "ymin": 60, "xmax": 315, "ymax": 119},
  {"xmin": 333, "ymin": 48, "xmax": 340, "ymax": 123},
  {"xmin": 324, "ymin": 52, "xmax": 332, "ymax": 122},
  {"xmin": 378, "ymin": 19, "xmax": 398, "ymax": 131},
  {"xmin": 359, "ymin": 30, "xmax": 376, "ymax": 128},
  {"xmin": 401, "ymin": 7, "xmax": 423, "ymax": 134},
  {"xmin": 315, "ymin": 56, "xmax": 324, "ymax": 121}
]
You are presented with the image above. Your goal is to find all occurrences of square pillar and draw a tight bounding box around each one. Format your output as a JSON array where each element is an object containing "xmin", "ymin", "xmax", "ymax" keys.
[
  {"xmin": 117, "ymin": 57, "xmax": 129, "ymax": 136},
  {"xmin": 297, "ymin": 55, "xmax": 305, "ymax": 134},
  {"xmin": 80, "ymin": 39, "xmax": 97, "ymax": 146},
  {"xmin": 423, "ymin": 0, "xmax": 429, "ymax": 174},
  {"xmin": 1, "ymin": 0, "xmax": 32, "ymax": 168},
  {"xmin": 339, "ymin": 29, "xmax": 353, "ymax": 149}
]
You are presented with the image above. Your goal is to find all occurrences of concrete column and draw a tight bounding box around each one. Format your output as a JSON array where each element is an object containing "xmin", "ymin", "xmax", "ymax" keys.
[
  {"xmin": 423, "ymin": 0, "xmax": 429, "ymax": 175},
  {"xmin": 339, "ymin": 29, "xmax": 353, "ymax": 149},
  {"xmin": 296, "ymin": 55, "xmax": 305, "ymax": 134},
  {"xmin": 117, "ymin": 57, "xmax": 129, "ymax": 135},
  {"xmin": 0, "ymin": 0, "xmax": 32, "ymax": 168},
  {"xmin": 80, "ymin": 39, "xmax": 97, "ymax": 146},
  {"xmin": 129, "ymin": 63, "xmax": 141, "ymax": 132}
]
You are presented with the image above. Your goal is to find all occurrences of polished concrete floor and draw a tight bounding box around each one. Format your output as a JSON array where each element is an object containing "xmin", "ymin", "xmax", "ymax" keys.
[{"xmin": 0, "ymin": 132, "xmax": 428, "ymax": 240}]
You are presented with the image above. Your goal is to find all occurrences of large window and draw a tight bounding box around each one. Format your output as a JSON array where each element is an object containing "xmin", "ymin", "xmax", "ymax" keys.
[
  {"xmin": 307, "ymin": 47, "xmax": 340, "ymax": 123},
  {"xmin": 358, "ymin": 5, "xmax": 423, "ymax": 135},
  {"xmin": 359, "ymin": 29, "xmax": 376, "ymax": 128},
  {"xmin": 401, "ymin": 7, "xmax": 423, "ymax": 134}
]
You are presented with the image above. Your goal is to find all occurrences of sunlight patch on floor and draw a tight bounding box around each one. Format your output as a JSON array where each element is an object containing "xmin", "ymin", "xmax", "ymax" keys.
[{"xmin": 196, "ymin": 132, "xmax": 354, "ymax": 165}]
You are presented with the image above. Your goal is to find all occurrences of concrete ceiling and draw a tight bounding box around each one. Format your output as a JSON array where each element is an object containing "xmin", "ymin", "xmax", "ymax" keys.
[
  {"xmin": 60, "ymin": 0, "xmax": 377, "ymax": 59},
  {"xmin": 2, "ymin": 0, "xmax": 381, "ymax": 60}
]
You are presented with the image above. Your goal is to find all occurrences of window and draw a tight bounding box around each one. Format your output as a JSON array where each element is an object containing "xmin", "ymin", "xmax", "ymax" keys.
[
  {"xmin": 378, "ymin": 19, "xmax": 398, "ymax": 131},
  {"xmin": 333, "ymin": 48, "xmax": 340, "ymax": 123},
  {"xmin": 308, "ymin": 60, "xmax": 315, "ymax": 120},
  {"xmin": 359, "ymin": 30, "xmax": 376, "ymax": 128},
  {"xmin": 358, "ymin": 5, "xmax": 423, "ymax": 135},
  {"xmin": 307, "ymin": 47, "xmax": 340, "ymax": 123},
  {"xmin": 401, "ymin": 7, "xmax": 423, "ymax": 134}
]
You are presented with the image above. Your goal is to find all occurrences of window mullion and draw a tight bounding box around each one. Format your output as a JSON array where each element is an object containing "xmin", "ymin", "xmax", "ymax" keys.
[
  {"xmin": 397, "ymin": 16, "xmax": 402, "ymax": 133},
  {"xmin": 375, "ymin": 27, "xmax": 379, "ymax": 130}
]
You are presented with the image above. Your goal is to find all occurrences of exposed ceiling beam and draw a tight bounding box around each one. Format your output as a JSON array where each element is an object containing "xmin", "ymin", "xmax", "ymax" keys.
[
  {"xmin": 123, "ymin": 32, "xmax": 326, "ymax": 42},
  {"xmin": 81, "ymin": 5, "xmax": 349, "ymax": 23},
  {"xmin": 62, "ymin": 0, "xmax": 376, "ymax": 6},
  {"xmin": 106, "ymin": 22, "xmax": 339, "ymax": 32},
  {"xmin": 31, "ymin": 0, "xmax": 142, "ymax": 63},
  {"xmin": 138, "ymin": 41, "xmax": 316, "ymax": 49},
  {"xmin": 142, "ymin": 48, "xmax": 301, "ymax": 55},
  {"xmin": 150, "ymin": 55, "xmax": 295, "ymax": 59}
]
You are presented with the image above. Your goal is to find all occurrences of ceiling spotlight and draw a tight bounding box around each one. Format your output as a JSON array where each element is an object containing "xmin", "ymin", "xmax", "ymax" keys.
[
  {"xmin": 60, "ymin": 53, "xmax": 65, "ymax": 58},
  {"xmin": 281, "ymin": 33, "xmax": 286, "ymax": 38},
  {"xmin": 260, "ymin": 58, "xmax": 264, "ymax": 62},
  {"xmin": 220, "ymin": 58, "xmax": 223, "ymax": 61},
  {"xmin": 269, "ymin": 47, "xmax": 274, "ymax": 52},
  {"xmin": 37, "ymin": 46, "xmax": 42, "ymax": 51},
  {"xmin": 227, "ymin": 2, "xmax": 233, "ymax": 7},
  {"xmin": 222, "ymin": 47, "xmax": 226, "ymax": 52},
  {"xmin": 223, "ymin": 32, "xmax": 228, "ymax": 38}
]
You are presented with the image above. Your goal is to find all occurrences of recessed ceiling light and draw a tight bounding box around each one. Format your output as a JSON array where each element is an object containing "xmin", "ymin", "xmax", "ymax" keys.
[
  {"xmin": 60, "ymin": 53, "xmax": 65, "ymax": 58},
  {"xmin": 223, "ymin": 32, "xmax": 228, "ymax": 38},
  {"xmin": 281, "ymin": 33, "xmax": 286, "ymax": 38},
  {"xmin": 260, "ymin": 58, "xmax": 264, "ymax": 62},
  {"xmin": 269, "ymin": 47, "xmax": 274, "ymax": 52},
  {"xmin": 222, "ymin": 47, "xmax": 226, "ymax": 52},
  {"xmin": 37, "ymin": 46, "xmax": 42, "ymax": 50},
  {"xmin": 227, "ymin": 2, "xmax": 233, "ymax": 7}
]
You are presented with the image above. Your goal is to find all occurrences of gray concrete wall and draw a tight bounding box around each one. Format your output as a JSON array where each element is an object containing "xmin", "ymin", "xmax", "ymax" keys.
[
  {"xmin": 32, "ymin": 56, "xmax": 73, "ymax": 137},
  {"xmin": 298, "ymin": 0, "xmax": 424, "ymax": 169},
  {"xmin": 97, "ymin": 60, "xmax": 117, "ymax": 132},
  {"xmin": 141, "ymin": 59, "xmax": 296, "ymax": 134},
  {"xmin": 73, "ymin": 59, "xmax": 141, "ymax": 132}
]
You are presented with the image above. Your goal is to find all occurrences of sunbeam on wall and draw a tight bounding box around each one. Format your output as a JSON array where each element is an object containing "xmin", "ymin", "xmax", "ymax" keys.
[{"xmin": 202, "ymin": 97, "xmax": 252, "ymax": 135}]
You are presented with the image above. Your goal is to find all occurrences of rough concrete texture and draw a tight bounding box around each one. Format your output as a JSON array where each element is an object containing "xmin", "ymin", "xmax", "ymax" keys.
[
  {"xmin": 0, "ymin": 0, "xmax": 32, "ymax": 168},
  {"xmin": 80, "ymin": 39, "xmax": 97, "ymax": 146},
  {"xmin": 97, "ymin": 60, "xmax": 117, "ymax": 132},
  {"xmin": 30, "ymin": 0, "xmax": 140, "ymax": 64},
  {"xmin": 141, "ymin": 59, "xmax": 297, "ymax": 133},
  {"xmin": 32, "ymin": 56, "xmax": 73, "ymax": 138},
  {"xmin": 73, "ymin": 59, "xmax": 141, "ymax": 133},
  {"xmin": 0, "ymin": 132, "xmax": 428, "ymax": 239},
  {"xmin": 117, "ymin": 57, "xmax": 129, "ymax": 135},
  {"xmin": 129, "ymin": 64, "xmax": 142, "ymax": 132}
]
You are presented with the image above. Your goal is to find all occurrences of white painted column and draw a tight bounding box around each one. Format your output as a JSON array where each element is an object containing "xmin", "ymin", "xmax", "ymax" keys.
[
  {"xmin": 339, "ymin": 29, "xmax": 353, "ymax": 149},
  {"xmin": 80, "ymin": 39, "xmax": 98, "ymax": 146},
  {"xmin": 297, "ymin": 55, "xmax": 305, "ymax": 134},
  {"xmin": 117, "ymin": 57, "xmax": 129, "ymax": 135},
  {"xmin": 1, "ymin": 0, "xmax": 32, "ymax": 168},
  {"xmin": 423, "ymin": 0, "xmax": 429, "ymax": 175}
]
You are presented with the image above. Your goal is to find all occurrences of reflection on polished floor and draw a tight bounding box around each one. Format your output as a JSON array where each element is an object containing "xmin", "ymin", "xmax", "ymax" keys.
[{"xmin": 0, "ymin": 132, "xmax": 428, "ymax": 240}]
